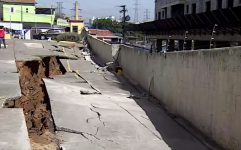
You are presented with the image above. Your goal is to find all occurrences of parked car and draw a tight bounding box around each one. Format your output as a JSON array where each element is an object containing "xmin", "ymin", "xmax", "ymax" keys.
[{"xmin": 37, "ymin": 28, "xmax": 65, "ymax": 40}]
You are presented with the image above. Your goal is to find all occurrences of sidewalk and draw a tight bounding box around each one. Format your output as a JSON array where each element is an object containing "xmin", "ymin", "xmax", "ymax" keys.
[{"xmin": 0, "ymin": 40, "xmax": 31, "ymax": 150}]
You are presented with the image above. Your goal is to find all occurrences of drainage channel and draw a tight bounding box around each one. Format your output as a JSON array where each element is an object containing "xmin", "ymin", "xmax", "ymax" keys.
[{"xmin": 5, "ymin": 57, "xmax": 66, "ymax": 150}]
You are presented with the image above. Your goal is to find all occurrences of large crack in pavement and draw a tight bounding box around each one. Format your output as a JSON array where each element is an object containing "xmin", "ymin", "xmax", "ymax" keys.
[
  {"xmin": 6, "ymin": 56, "xmax": 66, "ymax": 150},
  {"xmin": 90, "ymin": 104, "xmax": 106, "ymax": 127},
  {"xmin": 56, "ymin": 126, "xmax": 106, "ymax": 149}
]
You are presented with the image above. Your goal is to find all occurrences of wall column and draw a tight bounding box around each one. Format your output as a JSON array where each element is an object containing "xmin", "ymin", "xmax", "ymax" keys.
[
  {"xmin": 178, "ymin": 40, "xmax": 184, "ymax": 51},
  {"xmin": 156, "ymin": 39, "xmax": 163, "ymax": 52},
  {"xmin": 167, "ymin": 39, "xmax": 175, "ymax": 52}
]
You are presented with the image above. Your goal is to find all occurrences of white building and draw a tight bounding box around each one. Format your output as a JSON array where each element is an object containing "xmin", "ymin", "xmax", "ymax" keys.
[{"xmin": 155, "ymin": 0, "xmax": 241, "ymax": 20}]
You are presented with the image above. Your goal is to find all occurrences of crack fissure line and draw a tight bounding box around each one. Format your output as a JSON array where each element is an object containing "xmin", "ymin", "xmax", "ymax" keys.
[
  {"xmin": 118, "ymin": 105, "xmax": 162, "ymax": 141},
  {"xmin": 90, "ymin": 104, "xmax": 106, "ymax": 126},
  {"xmin": 56, "ymin": 127, "xmax": 100, "ymax": 140}
]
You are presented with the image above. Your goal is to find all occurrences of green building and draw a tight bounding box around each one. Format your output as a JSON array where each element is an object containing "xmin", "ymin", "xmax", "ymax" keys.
[{"xmin": 0, "ymin": 0, "xmax": 55, "ymax": 26}]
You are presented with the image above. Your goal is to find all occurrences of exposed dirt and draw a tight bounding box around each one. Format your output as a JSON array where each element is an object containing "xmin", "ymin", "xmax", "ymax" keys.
[{"xmin": 12, "ymin": 57, "xmax": 66, "ymax": 150}]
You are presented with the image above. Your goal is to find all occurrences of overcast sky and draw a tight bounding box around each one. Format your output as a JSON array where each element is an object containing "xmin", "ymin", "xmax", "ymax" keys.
[{"xmin": 37, "ymin": 0, "xmax": 155, "ymax": 22}]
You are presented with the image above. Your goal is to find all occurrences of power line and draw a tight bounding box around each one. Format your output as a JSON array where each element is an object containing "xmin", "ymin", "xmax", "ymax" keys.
[
  {"xmin": 119, "ymin": 5, "xmax": 127, "ymax": 43},
  {"xmin": 56, "ymin": 2, "xmax": 65, "ymax": 18},
  {"xmin": 144, "ymin": 9, "xmax": 150, "ymax": 22},
  {"xmin": 134, "ymin": 0, "xmax": 139, "ymax": 22},
  {"xmin": 71, "ymin": 1, "xmax": 82, "ymax": 20}
]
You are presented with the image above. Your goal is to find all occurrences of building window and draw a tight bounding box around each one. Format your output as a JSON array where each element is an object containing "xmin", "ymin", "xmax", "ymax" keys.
[
  {"xmin": 239, "ymin": 0, "xmax": 241, "ymax": 4},
  {"xmin": 10, "ymin": 7, "xmax": 15, "ymax": 13},
  {"xmin": 227, "ymin": 0, "xmax": 234, "ymax": 7},
  {"xmin": 206, "ymin": 1, "xmax": 211, "ymax": 12},
  {"xmin": 158, "ymin": 12, "xmax": 161, "ymax": 20},
  {"xmin": 72, "ymin": 26, "xmax": 78, "ymax": 33},
  {"xmin": 186, "ymin": 5, "xmax": 189, "ymax": 14},
  {"xmin": 26, "ymin": 8, "xmax": 29, "ymax": 13},
  {"xmin": 162, "ymin": 11, "xmax": 164, "ymax": 19},
  {"xmin": 164, "ymin": 7, "xmax": 167, "ymax": 18},
  {"xmin": 217, "ymin": 0, "xmax": 222, "ymax": 9},
  {"xmin": 192, "ymin": 3, "xmax": 196, "ymax": 14}
]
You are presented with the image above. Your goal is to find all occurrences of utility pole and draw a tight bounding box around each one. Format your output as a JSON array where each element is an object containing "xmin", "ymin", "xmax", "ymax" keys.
[
  {"xmin": 74, "ymin": 1, "xmax": 81, "ymax": 20},
  {"xmin": 56, "ymin": 2, "xmax": 64, "ymax": 18},
  {"xmin": 51, "ymin": 4, "xmax": 53, "ymax": 28},
  {"xmin": 119, "ymin": 5, "xmax": 128, "ymax": 43},
  {"xmin": 75, "ymin": 1, "xmax": 79, "ymax": 20},
  {"xmin": 144, "ymin": 9, "xmax": 150, "ymax": 22},
  {"xmin": 134, "ymin": 0, "xmax": 139, "ymax": 23},
  {"xmin": 71, "ymin": 1, "xmax": 81, "ymax": 20}
]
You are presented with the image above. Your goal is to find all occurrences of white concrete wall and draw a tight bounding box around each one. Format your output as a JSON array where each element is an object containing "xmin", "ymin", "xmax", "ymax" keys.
[
  {"xmin": 87, "ymin": 35, "xmax": 119, "ymax": 64},
  {"xmin": 118, "ymin": 45, "xmax": 241, "ymax": 150},
  {"xmin": 88, "ymin": 35, "xmax": 241, "ymax": 150}
]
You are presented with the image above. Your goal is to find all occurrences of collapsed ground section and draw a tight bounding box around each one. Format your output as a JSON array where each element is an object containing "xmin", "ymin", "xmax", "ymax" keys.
[{"xmin": 13, "ymin": 57, "xmax": 65, "ymax": 150}]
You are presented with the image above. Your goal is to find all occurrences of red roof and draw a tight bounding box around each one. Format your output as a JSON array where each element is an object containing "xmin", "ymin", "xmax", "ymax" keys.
[{"xmin": 89, "ymin": 29, "xmax": 114, "ymax": 37}]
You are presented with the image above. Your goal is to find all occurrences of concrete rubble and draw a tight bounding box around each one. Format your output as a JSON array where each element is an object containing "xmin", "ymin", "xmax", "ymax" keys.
[{"xmin": 0, "ymin": 39, "xmax": 212, "ymax": 150}]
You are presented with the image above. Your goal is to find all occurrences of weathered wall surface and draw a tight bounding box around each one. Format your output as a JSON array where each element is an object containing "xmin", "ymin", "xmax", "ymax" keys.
[
  {"xmin": 88, "ymin": 35, "xmax": 241, "ymax": 150},
  {"xmin": 118, "ymin": 45, "xmax": 241, "ymax": 150},
  {"xmin": 87, "ymin": 35, "xmax": 119, "ymax": 63}
]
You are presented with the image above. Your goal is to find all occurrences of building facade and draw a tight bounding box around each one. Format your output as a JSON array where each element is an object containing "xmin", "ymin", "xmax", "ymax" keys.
[
  {"xmin": 0, "ymin": 0, "xmax": 55, "ymax": 25},
  {"xmin": 69, "ymin": 20, "xmax": 85, "ymax": 34},
  {"xmin": 155, "ymin": 0, "xmax": 241, "ymax": 20}
]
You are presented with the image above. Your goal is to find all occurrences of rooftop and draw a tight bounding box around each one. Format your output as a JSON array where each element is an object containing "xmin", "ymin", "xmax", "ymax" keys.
[
  {"xmin": 89, "ymin": 29, "xmax": 114, "ymax": 37},
  {"xmin": 0, "ymin": 0, "xmax": 36, "ymax": 4}
]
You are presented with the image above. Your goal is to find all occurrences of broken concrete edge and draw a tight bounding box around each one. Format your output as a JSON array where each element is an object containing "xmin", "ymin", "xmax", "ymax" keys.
[
  {"xmin": 0, "ymin": 108, "xmax": 32, "ymax": 150},
  {"xmin": 18, "ymin": 108, "xmax": 32, "ymax": 150},
  {"xmin": 72, "ymin": 70, "xmax": 102, "ymax": 94},
  {"xmin": 41, "ymin": 55, "xmax": 78, "ymax": 61},
  {"xmin": 1, "ymin": 96, "xmax": 21, "ymax": 108}
]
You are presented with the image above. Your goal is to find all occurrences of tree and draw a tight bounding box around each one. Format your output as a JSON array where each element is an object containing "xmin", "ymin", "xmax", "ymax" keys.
[{"xmin": 92, "ymin": 18, "xmax": 122, "ymax": 33}]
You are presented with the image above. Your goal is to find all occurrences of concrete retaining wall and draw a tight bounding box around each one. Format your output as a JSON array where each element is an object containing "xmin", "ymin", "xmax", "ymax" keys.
[
  {"xmin": 118, "ymin": 45, "xmax": 241, "ymax": 150},
  {"xmin": 87, "ymin": 35, "xmax": 119, "ymax": 63},
  {"xmin": 88, "ymin": 35, "xmax": 241, "ymax": 150}
]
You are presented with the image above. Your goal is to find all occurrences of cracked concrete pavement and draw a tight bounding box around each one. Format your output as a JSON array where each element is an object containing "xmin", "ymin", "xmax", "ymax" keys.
[{"xmin": 44, "ymin": 44, "xmax": 211, "ymax": 150}]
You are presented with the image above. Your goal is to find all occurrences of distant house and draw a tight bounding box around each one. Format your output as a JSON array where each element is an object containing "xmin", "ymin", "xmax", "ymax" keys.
[
  {"xmin": 89, "ymin": 29, "xmax": 114, "ymax": 37},
  {"xmin": 0, "ymin": 0, "xmax": 55, "ymax": 27},
  {"xmin": 88, "ymin": 29, "xmax": 122, "ymax": 43},
  {"xmin": 69, "ymin": 20, "xmax": 84, "ymax": 34}
]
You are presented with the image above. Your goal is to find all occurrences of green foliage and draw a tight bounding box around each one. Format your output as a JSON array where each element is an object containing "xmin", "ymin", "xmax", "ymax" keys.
[
  {"xmin": 92, "ymin": 18, "xmax": 122, "ymax": 33},
  {"xmin": 55, "ymin": 33, "xmax": 80, "ymax": 42}
]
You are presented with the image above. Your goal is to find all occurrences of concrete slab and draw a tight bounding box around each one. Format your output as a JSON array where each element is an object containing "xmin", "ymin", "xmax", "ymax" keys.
[
  {"xmin": 0, "ymin": 109, "xmax": 31, "ymax": 150},
  {"xmin": 60, "ymin": 59, "xmax": 95, "ymax": 73},
  {"xmin": 45, "ymin": 76, "xmax": 208, "ymax": 150},
  {"xmin": 0, "ymin": 48, "xmax": 15, "ymax": 60},
  {"xmin": 24, "ymin": 42, "xmax": 43, "ymax": 49},
  {"xmin": 53, "ymin": 73, "xmax": 86, "ymax": 83},
  {"xmin": 78, "ymin": 72, "xmax": 132, "ymax": 97},
  {"xmin": 0, "ymin": 60, "xmax": 17, "ymax": 73},
  {"xmin": 0, "ymin": 73, "xmax": 21, "ymax": 106}
]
